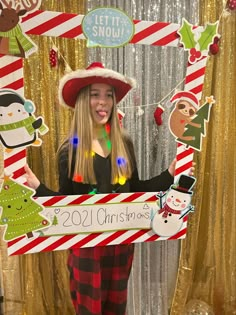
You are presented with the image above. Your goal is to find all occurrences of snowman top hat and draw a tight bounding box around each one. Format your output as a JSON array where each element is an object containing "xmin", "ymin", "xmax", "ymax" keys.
[{"xmin": 171, "ymin": 175, "xmax": 196, "ymax": 195}]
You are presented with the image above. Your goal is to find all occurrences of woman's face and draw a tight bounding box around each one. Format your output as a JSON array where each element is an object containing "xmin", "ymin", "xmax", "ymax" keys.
[{"xmin": 89, "ymin": 83, "xmax": 114, "ymax": 126}]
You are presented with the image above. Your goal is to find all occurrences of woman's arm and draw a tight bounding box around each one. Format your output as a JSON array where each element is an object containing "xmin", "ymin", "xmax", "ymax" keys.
[
  {"xmin": 24, "ymin": 146, "xmax": 73, "ymax": 196},
  {"xmin": 125, "ymin": 135, "xmax": 174, "ymax": 192},
  {"xmin": 129, "ymin": 167, "xmax": 174, "ymax": 192}
]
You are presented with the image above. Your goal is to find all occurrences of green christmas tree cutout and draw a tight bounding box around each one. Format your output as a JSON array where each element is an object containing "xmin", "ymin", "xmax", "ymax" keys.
[
  {"xmin": 0, "ymin": 176, "xmax": 51, "ymax": 241},
  {"xmin": 178, "ymin": 18, "xmax": 219, "ymax": 64},
  {"xmin": 177, "ymin": 96, "xmax": 215, "ymax": 151},
  {"xmin": 52, "ymin": 215, "xmax": 58, "ymax": 226}
]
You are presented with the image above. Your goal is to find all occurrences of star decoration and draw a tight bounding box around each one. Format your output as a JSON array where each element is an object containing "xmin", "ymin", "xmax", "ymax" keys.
[{"xmin": 206, "ymin": 96, "xmax": 215, "ymax": 104}]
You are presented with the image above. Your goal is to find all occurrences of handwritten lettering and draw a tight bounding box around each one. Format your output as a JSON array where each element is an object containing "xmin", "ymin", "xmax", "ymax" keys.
[{"xmin": 41, "ymin": 203, "xmax": 154, "ymax": 236}]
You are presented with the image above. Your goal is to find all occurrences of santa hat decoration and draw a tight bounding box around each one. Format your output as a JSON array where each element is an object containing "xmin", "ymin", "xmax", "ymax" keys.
[
  {"xmin": 59, "ymin": 62, "xmax": 136, "ymax": 109},
  {"xmin": 170, "ymin": 91, "xmax": 199, "ymax": 109},
  {"xmin": 154, "ymin": 105, "xmax": 164, "ymax": 126}
]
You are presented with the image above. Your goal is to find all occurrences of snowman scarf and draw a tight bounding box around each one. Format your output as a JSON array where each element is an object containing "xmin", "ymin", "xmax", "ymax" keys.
[{"xmin": 158, "ymin": 203, "xmax": 181, "ymax": 218}]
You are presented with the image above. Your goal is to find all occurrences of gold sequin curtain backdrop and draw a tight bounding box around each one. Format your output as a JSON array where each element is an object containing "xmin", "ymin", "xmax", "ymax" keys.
[
  {"xmin": 171, "ymin": 1, "xmax": 236, "ymax": 314},
  {"xmin": 0, "ymin": 1, "xmax": 86, "ymax": 315}
]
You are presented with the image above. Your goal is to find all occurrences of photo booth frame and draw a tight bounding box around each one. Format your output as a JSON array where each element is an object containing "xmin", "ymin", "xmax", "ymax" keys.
[{"xmin": 0, "ymin": 4, "xmax": 215, "ymax": 255}]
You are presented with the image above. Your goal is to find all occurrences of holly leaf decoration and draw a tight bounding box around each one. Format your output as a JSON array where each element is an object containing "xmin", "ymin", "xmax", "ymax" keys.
[
  {"xmin": 178, "ymin": 18, "xmax": 196, "ymax": 49},
  {"xmin": 198, "ymin": 22, "xmax": 219, "ymax": 52}
]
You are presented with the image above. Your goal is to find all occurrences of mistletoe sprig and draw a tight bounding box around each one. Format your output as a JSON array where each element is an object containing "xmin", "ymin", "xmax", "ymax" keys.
[{"xmin": 178, "ymin": 19, "xmax": 220, "ymax": 64}]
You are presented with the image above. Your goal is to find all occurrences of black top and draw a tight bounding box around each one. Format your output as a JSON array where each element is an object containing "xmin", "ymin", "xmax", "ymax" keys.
[{"xmin": 36, "ymin": 141, "xmax": 173, "ymax": 197}]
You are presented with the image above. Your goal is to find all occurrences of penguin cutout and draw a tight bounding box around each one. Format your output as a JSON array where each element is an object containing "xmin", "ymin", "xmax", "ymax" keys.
[
  {"xmin": 0, "ymin": 89, "xmax": 48, "ymax": 150},
  {"xmin": 152, "ymin": 175, "xmax": 196, "ymax": 237}
]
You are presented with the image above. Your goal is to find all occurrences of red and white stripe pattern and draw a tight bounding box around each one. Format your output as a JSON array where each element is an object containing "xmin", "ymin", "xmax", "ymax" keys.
[
  {"xmin": 174, "ymin": 56, "xmax": 208, "ymax": 180},
  {"xmin": 130, "ymin": 20, "xmax": 180, "ymax": 46},
  {"xmin": 0, "ymin": 55, "xmax": 24, "ymax": 92},
  {"xmin": 0, "ymin": 55, "xmax": 27, "ymax": 184},
  {"xmin": 21, "ymin": 11, "xmax": 182, "ymax": 46},
  {"xmin": 184, "ymin": 57, "xmax": 208, "ymax": 100},
  {"xmin": 37, "ymin": 191, "xmax": 158, "ymax": 206},
  {"xmin": 7, "ymin": 192, "xmax": 188, "ymax": 256},
  {"xmin": 22, "ymin": 11, "xmax": 84, "ymax": 39}
]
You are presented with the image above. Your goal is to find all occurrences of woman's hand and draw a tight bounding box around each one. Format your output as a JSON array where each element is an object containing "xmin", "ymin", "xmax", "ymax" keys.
[
  {"xmin": 24, "ymin": 164, "xmax": 40, "ymax": 190},
  {"xmin": 168, "ymin": 159, "xmax": 196, "ymax": 177},
  {"xmin": 168, "ymin": 158, "xmax": 176, "ymax": 177},
  {"xmin": 189, "ymin": 162, "xmax": 196, "ymax": 177}
]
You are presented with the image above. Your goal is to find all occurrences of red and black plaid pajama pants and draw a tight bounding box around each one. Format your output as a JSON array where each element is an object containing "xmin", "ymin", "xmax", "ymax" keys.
[{"xmin": 68, "ymin": 244, "xmax": 134, "ymax": 315}]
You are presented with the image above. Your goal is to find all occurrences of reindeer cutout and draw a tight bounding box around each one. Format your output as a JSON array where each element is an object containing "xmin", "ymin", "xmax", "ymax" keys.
[{"xmin": 0, "ymin": 0, "xmax": 41, "ymax": 57}]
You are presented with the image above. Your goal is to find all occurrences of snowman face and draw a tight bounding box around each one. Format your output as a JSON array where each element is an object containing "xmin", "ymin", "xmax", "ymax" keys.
[
  {"xmin": 166, "ymin": 189, "xmax": 191, "ymax": 211},
  {"xmin": 0, "ymin": 103, "xmax": 28, "ymax": 124}
]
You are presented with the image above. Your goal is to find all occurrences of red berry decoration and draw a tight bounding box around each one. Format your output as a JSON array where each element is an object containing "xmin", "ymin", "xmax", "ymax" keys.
[
  {"xmin": 210, "ymin": 36, "xmax": 220, "ymax": 55},
  {"xmin": 227, "ymin": 0, "xmax": 236, "ymax": 10},
  {"xmin": 189, "ymin": 48, "xmax": 202, "ymax": 64},
  {"xmin": 210, "ymin": 43, "xmax": 219, "ymax": 55},
  {"xmin": 49, "ymin": 46, "xmax": 58, "ymax": 68}
]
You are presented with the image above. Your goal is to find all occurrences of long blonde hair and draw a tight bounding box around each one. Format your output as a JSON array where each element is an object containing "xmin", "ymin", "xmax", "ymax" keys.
[{"xmin": 60, "ymin": 85, "xmax": 134, "ymax": 184}]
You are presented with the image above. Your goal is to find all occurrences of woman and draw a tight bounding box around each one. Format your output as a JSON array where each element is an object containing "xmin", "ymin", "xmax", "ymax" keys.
[{"xmin": 25, "ymin": 62, "xmax": 176, "ymax": 315}]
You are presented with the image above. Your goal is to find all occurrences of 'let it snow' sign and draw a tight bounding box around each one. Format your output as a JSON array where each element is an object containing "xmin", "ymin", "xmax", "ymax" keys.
[{"xmin": 82, "ymin": 7, "xmax": 134, "ymax": 48}]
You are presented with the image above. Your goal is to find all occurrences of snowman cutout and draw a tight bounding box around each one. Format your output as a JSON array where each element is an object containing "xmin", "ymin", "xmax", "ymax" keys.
[
  {"xmin": 0, "ymin": 89, "xmax": 48, "ymax": 151},
  {"xmin": 152, "ymin": 175, "xmax": 196, "ymax": 237}
]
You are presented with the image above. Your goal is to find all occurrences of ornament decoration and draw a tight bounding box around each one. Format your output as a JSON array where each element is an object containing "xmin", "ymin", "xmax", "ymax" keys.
[
  {"xmin": 178, "ymin": 19, "xmax": 220, "ymax": 64},
  {"xmin": 209, "ymin": 36, "xmax": 220, "ymax": 55},
  {"xmin": 117, "ymin": 109, "xmax": 125, "ymax": 126},
  {"xmin": 136, "ymin": 106, "xmax": 144, "ymax": 116},
  {"xmin": 184, "ymin": 299, "xmax": 214, "ymax": 315},
  {"xmin": 49, "ymin": 45, "xmax": 58, "ymax": 67},
  {"xmin": 227, "ymin": 0, "xmax": 236, "ymax": 10},
  {"xmin": 154, "ymin": 105, "xmax": 165, "ymax": 126}
]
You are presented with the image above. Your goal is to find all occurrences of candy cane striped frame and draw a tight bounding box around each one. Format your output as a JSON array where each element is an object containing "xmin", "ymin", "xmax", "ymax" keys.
[{"xmin": 0, "ymin": 10, "xmax": 207, "ymax": 256}]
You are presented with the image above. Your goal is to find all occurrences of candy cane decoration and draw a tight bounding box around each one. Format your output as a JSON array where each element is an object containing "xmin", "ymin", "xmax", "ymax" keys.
[
  {"xmin": 0, "ymin": 55, "xmax": 27, "ymax": 184},
  {"xmin": 22, "ymin": 11, "xmax": 180, "ymax": 47},
  {"xmin": 174, "ymin": 56, "xmax": 208, "ymax": 179}
]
